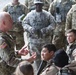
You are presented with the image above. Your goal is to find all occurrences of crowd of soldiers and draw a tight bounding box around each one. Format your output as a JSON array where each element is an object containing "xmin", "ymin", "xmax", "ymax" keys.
[{"xmin": 0, "ymin": 0, "xmax": 76, "ymax": 75}]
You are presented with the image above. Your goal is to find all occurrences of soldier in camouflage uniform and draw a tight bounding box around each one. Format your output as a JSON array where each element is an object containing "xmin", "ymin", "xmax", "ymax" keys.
[
  {"xmin": 65, "ymin": 29, "xmax": 76, "ymax": 63},
  {"xmin": 25, "ymin": 0, "xmax": 53, "ymax": 11},
  {"xmin": 65, "ymin": 4, "xmax": 76, "ymax": 31},
  {"xmin": 3, "ymin": 0, "xmax": 28, "ymax": 50},
  {"xmin": 48, "ymin": 0, "xmax": 75, "ymax": 49},
  {"xmin": 0, "ymin": 12, "xmax": 22, "ymax": 75},
  {"xmin": 0, "ymin": 12, "xmax": 36, "ymax": 75},
  {"xmin": 22, "ymin": 0, "xmax": 56, "ymax": 71}
]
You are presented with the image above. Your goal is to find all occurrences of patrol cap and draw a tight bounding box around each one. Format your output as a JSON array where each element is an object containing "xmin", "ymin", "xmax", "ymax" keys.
[{"xmin": 34, "ymin": 0, "xmax": 44, "ymax": 4}]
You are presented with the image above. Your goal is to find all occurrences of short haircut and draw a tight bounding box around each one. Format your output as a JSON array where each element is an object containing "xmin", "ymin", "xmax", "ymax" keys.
[
  {"xmin": 42, "ymin": 43, "xmax": 57, "ymax": 53},
  {"xmin": 65, "ymin": 29, "xmax": 76, "ymax": 36},
  {"xmin": 14, "ymin": 61, "xmax": 34, "ymax": 75},
  {"xmin": 53, "ymin": 49, "xmax": 69, "ymax": 68}
]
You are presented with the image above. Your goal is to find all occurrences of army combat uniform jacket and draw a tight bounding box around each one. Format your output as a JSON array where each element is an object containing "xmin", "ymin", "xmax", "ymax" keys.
[
  {"xmin": 65, "ymin": 4, "xmax": 76, "ymax": 31},
  {"xmin": 0, "ymin": 32, "xmax": 22, "ymax": 75},
  {"xmin": 40, "ymin": 63, "xmax": 58, "ymax": 75},
  {"xmin": 22, "ymin": 9, "xmax": 56, "ymax": 44}
]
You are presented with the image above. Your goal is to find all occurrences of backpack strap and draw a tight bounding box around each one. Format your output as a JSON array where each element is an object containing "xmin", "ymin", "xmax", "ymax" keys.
[{"xmin": 69, "ymin": 44, "xmax": 76, "ymax": 58}]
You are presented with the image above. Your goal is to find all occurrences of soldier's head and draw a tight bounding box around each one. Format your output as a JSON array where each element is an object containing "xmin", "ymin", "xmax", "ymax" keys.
[
  {"xmin": 12, "ymin": 0, "xmax": 19, "ymax": 5},
  {"xmin": 65, "ymin": 29, "xmax": 76, "ymax": 44},
  {"xmin": 14, "ymin": 61, "xmax": 34, "ymax": 75},
  {"xmin": 34, "ymin": 0, "xmax": 44, "ymax": 12},
  {"xmin": 53, "ymin": 49, "xmax": 69, "ymax": 68},
  {"xmin": 0, "ymin": 12, "xmax": 13, "ymax": 32},
  {"xmin": 41, "ymin": 44, "xmax": 57, "ymax": 61}
]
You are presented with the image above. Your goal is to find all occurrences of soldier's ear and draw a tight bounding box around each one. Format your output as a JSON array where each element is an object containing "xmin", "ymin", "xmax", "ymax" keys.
[
  {"xmin": 50, "ymin": 51, "xmax": 54, "ymax": 56},
  {"xmin": 3, "ymin": 20, "xmax": 6, "ymax": 25}
]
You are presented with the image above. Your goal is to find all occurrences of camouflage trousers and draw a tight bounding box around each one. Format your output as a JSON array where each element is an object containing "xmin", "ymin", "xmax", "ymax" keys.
[{"xmin": 52, "ymin": 23, "xmax": 66, "ymax": 50}]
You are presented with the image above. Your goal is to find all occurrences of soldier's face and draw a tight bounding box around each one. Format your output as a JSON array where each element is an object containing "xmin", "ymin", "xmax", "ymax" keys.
[
  {"xmin": 35, "ymin": 3, "xmax": 43, "ymax": 12},
  {"xmin": 66, "ymin": 32, "xmax": 76, "ymax": 44},
  {"xmin": 41, "ymin": 48, "xmax": 54, "ymax": 61}
]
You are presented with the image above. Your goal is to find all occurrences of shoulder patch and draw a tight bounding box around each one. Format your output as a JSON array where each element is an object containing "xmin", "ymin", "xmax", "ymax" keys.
[{"xmin": 0, "ymin": 42, "xmax": 7, "ymax": 49}]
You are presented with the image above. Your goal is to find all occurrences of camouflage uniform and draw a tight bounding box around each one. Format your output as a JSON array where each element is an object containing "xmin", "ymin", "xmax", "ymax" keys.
[
  {"xmin": 3, "ymin": 2, "xmax": 28, "ymax": 50},
  {"xmin": 40, "ymin": 63, "xmax": 58, "ymax": 75},
  {"xmin": 25, "ymin": 0, "xmax": 35, "ymax": 11},
  {"xmin": 66, "ymin": 42, "xmax": 76, "ymax": 63},
  {"xmin": 65, "ymin": 4, "xmax": 76, "ymax": 31},
  {"xmin": 25, "ymin": 0, "xmax": 53, "ymax": 11},
  {"xmin": 0, "ymin": 32, "xmax": 22, "ymax": 75},
  {"xmin": 22, "ymin": 9, "xmax": 56, "ymax": 69},
  {"xmin": 49, "ymin": 0, "xmax": 75, "ymax": 49},
  {"xmin": 43, "ymin": 0, "xmax": 53, "ymax": 11}
]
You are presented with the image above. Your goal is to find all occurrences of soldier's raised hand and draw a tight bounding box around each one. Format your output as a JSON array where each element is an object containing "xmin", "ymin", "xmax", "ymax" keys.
[
  {"xmin": 26, "ymin": 52, "xmax": 37, "ymax": 63},
  {"xmin": 18, "ymin": 45, "xmax": 29, "ymax": 56}
]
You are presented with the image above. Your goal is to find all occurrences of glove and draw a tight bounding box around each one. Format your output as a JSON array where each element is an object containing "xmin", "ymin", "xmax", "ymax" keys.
[
  {"xmin": 41, "ymin": 28, "xmax": 47, "ymax": 37},
  {"xmin": 30, "ymin": 28, "xmax": 42, "ymax": 38},
  {"xmin": 30, "ymin": 28, "xmax": 38, "ymax": 34}
]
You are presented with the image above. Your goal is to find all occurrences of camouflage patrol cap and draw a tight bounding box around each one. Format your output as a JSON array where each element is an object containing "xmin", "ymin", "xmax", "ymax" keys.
[{"xmin": 34, "ymin": 0, "xmax": 44, "ymax": 4}]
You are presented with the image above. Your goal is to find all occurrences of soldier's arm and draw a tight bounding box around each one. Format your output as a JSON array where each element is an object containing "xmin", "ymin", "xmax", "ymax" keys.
[
  {"xmin": 72, "ymin": 48, "xmax": 76, "ymax": 61},
  {"xmin": 41, "ymin": 13, "xmax": 56, "ymax": 35},
  {"xmin": 21, "ymin": 4, "xmax": 29, "ymax": 15},
  {"xmin": 0, "ymin": 38, "xmax": 19, "ymax": 67},
  {"xmin": 48, "ymin": 2, "xmax": 55, "ymax": 16},
  {"xmin": 22, "ymin": 14, "xmax": 33, "ymax": 33},
  {"xmin": 65, "ymin": 7, "xmax": 73, "ymax": 31},
  {"xmin": 45, "ymin": 13, "xmax": 56, "ymax": 33},
  {"xmin": 18, "ymin": 5, "xmax": 29, "ymax": 22}
]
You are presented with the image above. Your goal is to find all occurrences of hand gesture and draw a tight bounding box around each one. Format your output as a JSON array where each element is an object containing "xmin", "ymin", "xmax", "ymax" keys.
[
  {"xmin": 18, "ymin": 45, "xmax": 29, "ymax": 56},
  {"xmin": 27, "ymin": 52, "xmax": 36, "ymax": 62}
]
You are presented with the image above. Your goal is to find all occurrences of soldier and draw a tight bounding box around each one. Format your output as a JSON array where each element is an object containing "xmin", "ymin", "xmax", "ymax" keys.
[
  {"xmin": 3, "ymin": 0, "xmax": 28, "ymax": 50},
  {"xmin": 0, "ymin": 12, "xmax": 36, "ymax": 75},
  {"xmin": 49, "ymin": 0, "xmax": 75, "ymax": 49},
  {"xmin": 25, "ymin": 0, "xmax": 53, "ymax": 11},
  {"xmin": 65, "ymin": 4, "xmax": 76, "ymax": 31},
  {"xmin": 65, "ymin": 29, "xmax": 76, "ymax": 63},
  {"xmin": 64, "ymin": 29, "xmax": 76, "ymax": 75},
  {"xmin": 22, "ymin": 0, "xmax": 56, "ymax": 71},
  {"xmin": 37, "ymin": 44, "xmax": 57, "ymax": 75}
]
